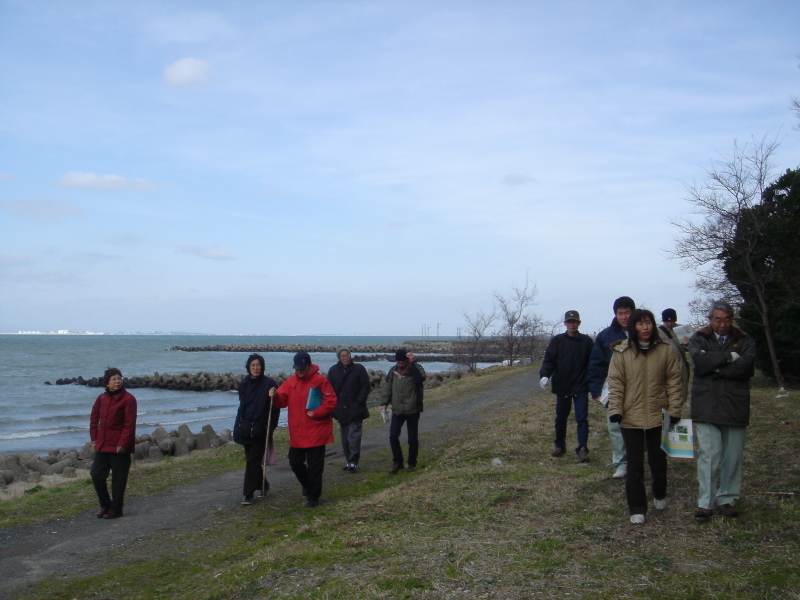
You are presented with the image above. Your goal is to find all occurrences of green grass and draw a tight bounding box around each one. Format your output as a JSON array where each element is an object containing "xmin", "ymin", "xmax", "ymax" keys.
[{"xmin": 6, "ymin": 367, "xmax": 800, "ymax": 599}]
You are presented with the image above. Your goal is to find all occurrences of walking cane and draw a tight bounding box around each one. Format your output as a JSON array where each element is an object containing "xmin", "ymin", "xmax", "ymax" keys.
[{"xmin": 261, "ymin": 390, "xmax": 275, "ymax": 509}]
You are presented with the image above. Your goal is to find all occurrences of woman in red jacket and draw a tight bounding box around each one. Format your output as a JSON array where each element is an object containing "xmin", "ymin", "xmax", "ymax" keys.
[
  {"xmin": 270, "ymin": 351, "xmax": 336, "ymax": 508},
  {"xmin": 90, "ymin": 368, "xmax": 137, "ymax": 519}
]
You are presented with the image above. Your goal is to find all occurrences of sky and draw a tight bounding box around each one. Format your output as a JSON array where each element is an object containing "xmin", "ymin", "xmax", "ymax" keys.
[{"xmin": 1, "ymin": 1, "xmax": 799, "ymax": 336}]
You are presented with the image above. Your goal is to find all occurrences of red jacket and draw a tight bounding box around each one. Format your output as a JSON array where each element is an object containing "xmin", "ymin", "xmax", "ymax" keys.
[
  {"xmin": 272, "ymin": 365, "xmax": 337, "ymax": 448},
  {"xmin": 90, "ymin": 389, "xmax": 138, "ymax": 453}
]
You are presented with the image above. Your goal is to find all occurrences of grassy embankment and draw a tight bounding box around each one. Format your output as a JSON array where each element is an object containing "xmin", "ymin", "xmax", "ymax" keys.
[{"xmin": 6, "ymin": 366, "xmax": 800, "ymax": 600}]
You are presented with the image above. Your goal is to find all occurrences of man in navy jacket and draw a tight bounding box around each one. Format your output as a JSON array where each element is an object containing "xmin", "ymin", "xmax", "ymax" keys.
[{"xmin": 588, "ymin": 296, "xmax": 635, "ymax": 479}]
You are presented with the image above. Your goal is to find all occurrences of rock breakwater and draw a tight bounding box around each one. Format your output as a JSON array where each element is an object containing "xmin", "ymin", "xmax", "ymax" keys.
[
  {"xmin": 46, "ymin": 367, "xmax": 467, "ymax": 393},
  {"xmin": 0, "ymin": 423, "xmax": 230, "ymax": 491}
]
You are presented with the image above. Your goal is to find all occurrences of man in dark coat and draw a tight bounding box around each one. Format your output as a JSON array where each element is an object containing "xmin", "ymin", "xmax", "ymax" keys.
[
  {"xmin": 539, "ymin": 310, "xmax": 594, "ymax": 462},
  {"xmin": 327, "ymin": 348, "xmax": 371, "ymax": 472},
  {"xmin": 688, "ymin": 300, "xmax": 756, "ymax": 519}
]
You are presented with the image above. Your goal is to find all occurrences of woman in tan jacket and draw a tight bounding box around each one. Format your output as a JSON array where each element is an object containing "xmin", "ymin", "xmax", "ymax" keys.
[{"xmin": 608, "ymin": 309, "xmax": 683, "ymax": 524}]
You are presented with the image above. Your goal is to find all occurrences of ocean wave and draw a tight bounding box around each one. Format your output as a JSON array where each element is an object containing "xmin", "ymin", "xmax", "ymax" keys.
[{"xmin": 0, "ymin": 425, "xmax": 88, "ymax": 441}]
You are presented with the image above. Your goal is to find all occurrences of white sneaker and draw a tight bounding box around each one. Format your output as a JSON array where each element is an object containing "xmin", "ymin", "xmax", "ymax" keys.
[
  {"xmin": 613, "ymin": 465, "xmax": 627, "ymax": 479},
  {"xmin": 630, "ymin": 514, "xmax": 646, "ymax": 524},
  {"xmin": 654, "ymin": 498, "xmax": 667, "ymax": 510}
]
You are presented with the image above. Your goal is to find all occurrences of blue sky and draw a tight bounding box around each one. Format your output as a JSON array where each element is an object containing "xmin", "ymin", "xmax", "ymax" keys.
[{"xmin": 1, "ymin": 1, "xmax": 798, "ymax": 335}]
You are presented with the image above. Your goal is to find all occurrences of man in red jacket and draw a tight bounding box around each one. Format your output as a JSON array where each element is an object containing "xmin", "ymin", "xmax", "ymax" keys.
[
  {"xmin": 270, "ymin": 351, "xmax": 337, "ymax": 508},
  {"xmin": 90, "ymin": 367, "xmax": 137, "ymax": 519}
]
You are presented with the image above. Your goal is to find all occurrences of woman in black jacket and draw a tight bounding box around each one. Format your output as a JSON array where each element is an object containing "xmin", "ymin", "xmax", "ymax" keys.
[{"xmin": 234, "ymin": 353, "xmax": 280, "ymax": 505}]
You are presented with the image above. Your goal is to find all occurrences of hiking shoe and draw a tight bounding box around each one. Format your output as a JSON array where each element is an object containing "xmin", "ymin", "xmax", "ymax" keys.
[
  {"xmin": 241, "ymin": 495, "xmax": 254, "ymax": 506},
  {"xmin": 694, "ymin": 508, "xmax": 713, "ymax": 519},
  {"xmin": 613, "ymin": 465, "xmax": 627, "ymax": 479},
  {"xmin": 630, "ymin": 514, "xmax": 646, "ymax": 524},
  {"xmin": 577, "ymin": 447, "xmax": 590, "ymax": 463},
  {"xmin": 654, "ymin": 498, "xmax": 667, "ymax": 510},
  {"xmin": 715, "ymin": 503, "xmax": 739, "ymax": 518},
  {"xmin": 551, "ymin": 447, "xmax": 566, "ymax": 457}
]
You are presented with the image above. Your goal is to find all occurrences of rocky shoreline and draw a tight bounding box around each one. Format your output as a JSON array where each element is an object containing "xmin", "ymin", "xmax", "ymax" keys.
[{"xmin": 0, "ymin": 422, "xmax": 230, "ymax": 493}]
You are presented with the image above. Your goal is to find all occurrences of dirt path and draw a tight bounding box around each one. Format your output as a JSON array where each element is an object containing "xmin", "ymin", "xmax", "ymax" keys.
[{"xmin": 0, "ymin": 368, "xmax": 539, "ymax": 597}]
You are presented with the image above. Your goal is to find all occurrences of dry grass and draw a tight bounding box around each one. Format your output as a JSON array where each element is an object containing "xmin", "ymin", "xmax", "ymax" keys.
[{"xmin": 11, "ymin": 370, "xmax": 800, "ymax": 600}]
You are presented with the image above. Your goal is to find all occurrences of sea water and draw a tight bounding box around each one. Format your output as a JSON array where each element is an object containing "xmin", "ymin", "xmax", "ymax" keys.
[{"xmin": 0, "ymin": 335, "xmax": 471, "ymax": 455}]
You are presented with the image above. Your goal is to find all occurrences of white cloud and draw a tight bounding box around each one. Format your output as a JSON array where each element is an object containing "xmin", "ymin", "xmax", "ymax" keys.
[
  {"xmin": 502, "ymin": 174, "xmax": 536, "ymax": 186},
  {"xmin": 56, "ymin": 172, "xmax": 157, "ymax": 191},
  {"xmin": 0, "ymin": 198, "xmax": 85, "ymax": 222},
  {"xmin": 163, "ymin": 58, "xmax": 215, "ymax": 87},
  {"xmin": 65, "ymin": 252, "xmax": 120, "ymax": 264},
  {"xmin": 106, "ymin": 234, "xmax": 144, "ymax": 244},
  {"xmin": 0, "ymin": 253, "xmax": 32, "ymax": 267},
  {"xmin": 177, "ymin": 245, "xmax": 236, "ymax": 260}
]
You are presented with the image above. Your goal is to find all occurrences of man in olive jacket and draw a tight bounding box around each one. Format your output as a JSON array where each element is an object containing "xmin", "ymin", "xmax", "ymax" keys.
[
  {"xmin": 380, "ymin": 349, "xmax": 426, "ymax": 474},
  {"xmin": 688, "ymin": 300, "xmax": 756, "ymax": 519},
  {"xmin": 327, "ymin": 348, "xmax": 371, "ymax": 472}
]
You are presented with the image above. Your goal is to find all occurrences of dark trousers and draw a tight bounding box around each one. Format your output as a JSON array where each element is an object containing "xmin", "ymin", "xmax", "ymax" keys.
[
  {"xmin": 91, "ymin": 451, "xmax": 132, "ymax": 513},
  {"xmin": 288, "ymin": 445, "xmax": 326, "ymax": 502},
  {"xmin": 339, "ymin": 420, "xmax": 364, "ymax": 464},
  {"xmin": 243, "ymin": 436, "xmax": 268, "ymax": 497},
  {"xmin": 389, "ymin": 413, "xmax": 420, "ymax": 467},
  {"xmin": 554, "ymin": 393, "xmax": 589, "ymax": 452},
  {"xmin": 620, "ymin": 426, "xmax": 667, "ymax": 515}
]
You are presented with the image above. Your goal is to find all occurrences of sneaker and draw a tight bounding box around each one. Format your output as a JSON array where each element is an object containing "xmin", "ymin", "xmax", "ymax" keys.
[
  {"xmin": 613, "ymin": 465, "xmax": 627, "ymax": 479},
  {"xmin": 715, "ymin": 503, "xmax": 739, "ymax": 518},
  {"xmin": 241, "ymin": 495, "xmax": 254, "ymax": 505},
  {"xmin": 577, "ymin": 447, "xmax": 590, "ymax": 463},
  {"xmin": 343, "ymin": 463, "xmax": 351, "ymax": 471},
  {"xmin": 630, "ymin": 514, "xmax": 646, "ymax": 524},
  {"xmin": 305, "ymin": 498, "xmax": 319, "ymax": 509},
  {"xmin": 694, "ymin": 507, "xmax": 713, "ymax": 519},
  {"xmin": 654, "ymin": 498, "xmax": 667, "ymax": 510},
  {"xmin": 348, "ymin": 463, "xmax": 358, "ymax": 473},
  {"xmin": 551, "ymin": 447, "xmax": 566, "ymax": 457}
]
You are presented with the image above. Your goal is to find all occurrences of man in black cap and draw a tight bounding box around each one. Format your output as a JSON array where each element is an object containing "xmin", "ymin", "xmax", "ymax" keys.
[
  {"xmin": 659, "ymin": 308, "xmax": 690, "ymax": 404},
  {"xmin": 539, "ymin": 310, "xmax": 594, "ymax": 462},
  {"xmin": 380, "ymin": 349, "xmax": 426, "ymax": 474}
]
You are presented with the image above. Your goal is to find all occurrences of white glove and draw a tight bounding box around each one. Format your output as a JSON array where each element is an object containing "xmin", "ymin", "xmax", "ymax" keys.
[
  {"xmin": 540, "ymin": 377, "xmax": 549, "ymax": 389},
  {"xmin": 730, "ymin": 352, "xmax": 740, "ymax": 362}
]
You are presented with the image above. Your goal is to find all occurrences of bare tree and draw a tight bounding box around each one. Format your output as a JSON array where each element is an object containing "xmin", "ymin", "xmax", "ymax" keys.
[
  {"xmin": 454, "ymin": 308, "xmax": 497, "ymax": 372},
  {"xmin": 669, "ymin": 134, "xmax": 785, "ymax": 386},
  {"xmin": 494, "ymin": 274, "xmax": 539, "ymax": 367}
]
